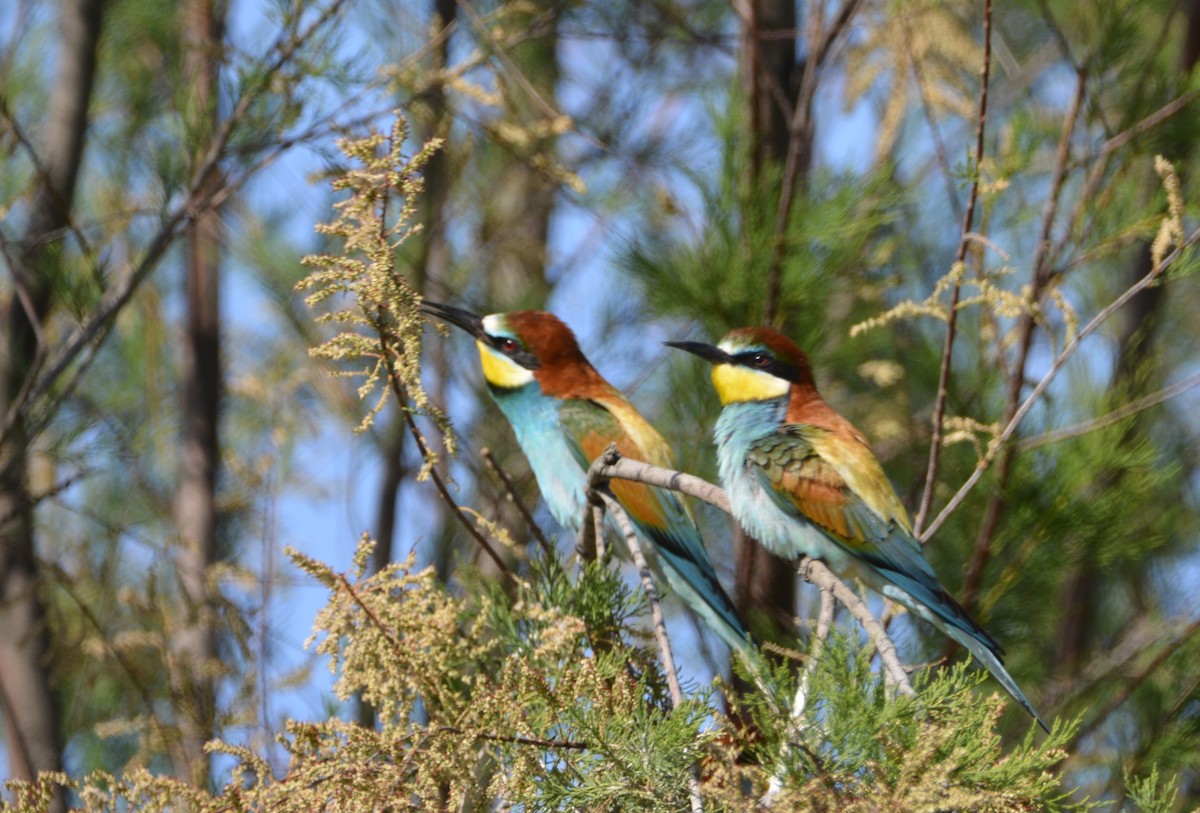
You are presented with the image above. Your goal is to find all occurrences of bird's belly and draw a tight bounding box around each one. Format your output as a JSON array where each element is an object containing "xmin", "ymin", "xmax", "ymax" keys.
[
  {"xmin": 489, "ymin": 385, "xmax": 588, "ymax": 533},
  {"xmin": 726, "ymin": 470, "xmax": 852, "ymax": 571}
]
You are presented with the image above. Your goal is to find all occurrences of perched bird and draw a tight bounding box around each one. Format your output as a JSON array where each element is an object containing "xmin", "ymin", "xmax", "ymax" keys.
[
  {"xmin": 668, "ymin": 327, "xmax": 1048, "ymax": 731},
  {"xmin": 421, "ymin": 301, "xmax": 751, "ymax": 655}
]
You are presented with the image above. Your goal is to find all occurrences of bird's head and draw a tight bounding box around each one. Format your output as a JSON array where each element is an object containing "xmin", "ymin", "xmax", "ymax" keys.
[
  {"xmin": 667, "ymin": 327, "xmax": 814, "ymax": 405},
  {"xmin": 421, "ymin": 301, "xmax": 594, "ymax": 394}
]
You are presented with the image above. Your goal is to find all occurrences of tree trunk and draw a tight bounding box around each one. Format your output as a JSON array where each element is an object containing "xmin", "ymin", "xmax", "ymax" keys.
[
  {"xmin": 735, "ymin": 0, "xmax": 800, "ymax": 652},
  {"xmin": 473, "ymin": 2, "xmax": 559, "ymax": 575},
  {"xmin": 479, "ymin": 6, "xmax": 558, "ymax": 313},
  {"xmin": 0, "ymin": 1, "xmax": 104, "ymax": 808},
  {"xmin": 173, "ymin": 0, "xmax": 225, "ymax": 785}
]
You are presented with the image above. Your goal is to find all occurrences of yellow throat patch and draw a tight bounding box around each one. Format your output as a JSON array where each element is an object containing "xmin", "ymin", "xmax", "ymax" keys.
[
  {"xmin": 711, "ymin": 363, "xmax": 789, "ymax": 404},
  {"xmin": 476, "ymin": 340, "xmax": 535, "ymax": 388}
]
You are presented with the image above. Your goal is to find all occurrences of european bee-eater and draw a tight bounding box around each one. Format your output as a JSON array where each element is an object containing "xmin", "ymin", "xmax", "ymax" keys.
[
  {"xmin": 668, "ymin": 327, "xmax": 1048, "ymax": 731},
  {"xmin": 421, "ymin": 301, "xmax": 751, "ymax": 656}
]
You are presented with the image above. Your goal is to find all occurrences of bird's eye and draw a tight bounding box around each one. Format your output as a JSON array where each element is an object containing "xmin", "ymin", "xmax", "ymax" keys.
[
  {"xmin": 500, "ymin": 338, "xmax": 519, "ymax": 354},
  {"xmin": 751, "ymin": 353, "xmax": 770, "ymax": 368}
]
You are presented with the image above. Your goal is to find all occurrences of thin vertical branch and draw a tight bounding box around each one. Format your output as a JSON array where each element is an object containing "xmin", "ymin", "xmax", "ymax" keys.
[
  {"xmin": 574, "ymin": 500, "xmax": 606, "ymax": 563},
  {"xmin": 762, "ymin": 581, "xmax": 834, "ymax": 804},
  {"xmin": 481, "ymin": 447, "xmax": 552, "ymax": 556},
  {"xmin": 596, "ymin": 492, "xmax": 686, "ymax": 707},
  {"xmin": 386, "ymin": 369, "xmax": 515, "ymax": 580},
  {"xmin": 762, "ymin": 0, "xmax": 863, "ymax": 325},
  {"xmin": 958, "ymin": 66, "xmax": 1087, "ymax": 607},
  {"xmin": 913, "ymin": 0, "xmax": 993, "ymax": 537},
  {"xmin": 594, "ymin": 490, "xmax": 703, "ymax": 813}
]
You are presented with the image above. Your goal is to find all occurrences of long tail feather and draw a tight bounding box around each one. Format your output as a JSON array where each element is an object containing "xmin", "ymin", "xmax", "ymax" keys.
[{"xmin": 879, "ymin": 579, "xmax": 1050, "ymax": 733}]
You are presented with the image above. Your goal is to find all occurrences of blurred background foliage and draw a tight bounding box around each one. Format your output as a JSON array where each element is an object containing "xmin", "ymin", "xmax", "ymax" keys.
[{"xmin": 1, "ymin": 0, "xmax": 1199, "ymax": 808}]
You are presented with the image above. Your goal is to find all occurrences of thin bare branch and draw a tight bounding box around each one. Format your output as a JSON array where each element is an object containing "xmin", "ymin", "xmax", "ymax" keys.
[
  {"xmin": 901, "ymin": 19, "xmax": 962, "ymax": 223},
  {"xmin": 1017, "ymin": 370, "xmax": 1200, "ymax": 451},
  {"xmin": 957, "ymin": 66, "xmax": 1088, "ymax": 605},
  {"xmin": 574, "ymin": 499, "xmax": 604, "ymax": 564},
  {"xmin": 921, "ymin": 225, "xmax": 1200, "ymax": 542},
  {"xmin": 596, "ymin": 491, "xmax": 685, "ymax": 707},
  {"xmin": 801, "ymin": 557, "xmax": 915, "ymax": 696},
  {"xmin": 913, "ymin": 0, "xmax": 994, "ymax": 536},
  {"xmin": 383, "ymin": 334, "xmax": 513, "ymax": 579},
  {"xmin": 763, "ymin": 0, "xmax": 864, "ymax": 324},
  {"xmin": 436, "ymin": 727, "xmax": 589, "ymax": 751},
  {"xmin": 589, "ymin": 453, "xmax": 731, "ymax": 513},
  {"xmin": 394, "ymin": 388, "xmax": 515, "ymax": 581},
  {"xmin": 481, "ymin": 447, "xmax": 552, "ymax": 556}
]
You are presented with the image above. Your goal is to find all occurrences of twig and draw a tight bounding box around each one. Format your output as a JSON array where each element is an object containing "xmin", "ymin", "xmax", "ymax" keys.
[
  {"xmin": 481, "ymin": 447, "xmax": 552, "ymax": 556},
  {"xmin": 43, "ymin": 561, "xmax": 176, "ymax": 759},
  {"xmin": 762, "ymin": 0, "xmax": 863, "ymax": 324},
  {"xmin": 590, "ymin": 504, "xmax": 606, "ymax": 561},
  {"xmin": 900, "ymin": 16, "xmax": 962, "ymax": 223},
  {"xmin": 1016, "ymin": 370, "xmax": 1200, "ymax": 451},
  {"xmin": 335, "ymin": 572, "xmax": 409, "ymax": 661},
  {"xmin": 597, "ymin": 491, "xmax": 685, "ymax": 706},
  {"xmin": 592, "ymin": 489, "xmax": 704, "ymax": 813},
  {"xmin": 912, "ymin": 0, "xmax": 993, "ymax": 536},
  {"xmin": 1065, "ymin": 617, "xmax": 1200, "ymax": 751},
  {"xmin": 380, "ymin": 337, "xmax": 514, "ymax": 579},
  {"xmin": 763, "ymin": 582, "xmax": 834, "ymax": 805},
  {"xmin": 389, "ymin": 380, "xmax": 515, "ymax": 581},
  {"xmin": 588, "ymin": 452, "xmax": 731, "ymax": 513},
  {"xmin": 957, "ymin": 64, "xmax": 1088, "ymax": 606},
  {"xmin": 800, "ymin": 557, "xmax": 914, "ymax": 696},
  {"xmin": 574, "ymin": 499, "xmax": 607, "ymax": 564},
  {"xmin": 435, "ymin": 727, "xmax": 589, "ymax": 751},
  {"xmin": 920, "ymin": 225, "xmax": 1200, "ymax": 542},
  {"xmin": 793, "ymin": 582, "xmax": 835, "ymax": 721},
  {"xmin": 1055, "ymin": 88, "xmax": 1200, "ymax": 278}
]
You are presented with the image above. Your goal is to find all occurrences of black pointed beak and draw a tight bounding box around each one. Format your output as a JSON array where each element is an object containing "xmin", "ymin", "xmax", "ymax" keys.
[
  {"xmin": 665, "ymin": 340, "xmax": 732, "ymax": 366},
  {"xmin": 420, "ymin": 300, "xmax": 487, "ymax": 340}
]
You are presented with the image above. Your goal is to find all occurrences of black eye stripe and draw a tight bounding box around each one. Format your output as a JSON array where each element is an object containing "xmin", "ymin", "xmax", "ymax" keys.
[
  {"xmin": 733, "ymin": 350, "xmax": 800, "ymax": 382},
  {"xmin": 485, "ymin": 334, "xmax": 541, "ymax": 371},
  {"xmin": 733, "ymin": 350, "xmax": 769, "ymax": 365},
  {"xmin": 491, "ymin": 335, "xmax": 519, "ymax": 353}
]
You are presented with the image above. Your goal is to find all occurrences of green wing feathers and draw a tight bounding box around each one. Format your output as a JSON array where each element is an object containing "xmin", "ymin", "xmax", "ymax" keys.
[
  {"xmin": 749, "ymin": 426, "xmax": 911, "ymax": 548},
  {"xmin": 748, "ymin": 423, "xmax": 1048, "ymax": 731}
]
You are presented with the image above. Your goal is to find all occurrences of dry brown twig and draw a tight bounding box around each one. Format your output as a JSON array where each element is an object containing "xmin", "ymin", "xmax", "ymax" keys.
[
  {"xmin": 913, "ymin": 0, "xmax": 994, "ymax": 537},
  {"xmin": 956, "ymin": 64, "xmax": 1089, "ymax": 606},
  {"xmin": 481, "ymin": 447, "xmax": 553, "ymax": 556}
]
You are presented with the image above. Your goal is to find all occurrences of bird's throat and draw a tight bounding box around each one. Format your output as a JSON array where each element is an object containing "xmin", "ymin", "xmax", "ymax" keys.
[
  {"xmin": 711, "ymin": 363, "xmax": 790, "ymax": 404},
  {"xmin": 477, "ymin": 341, "xmax": 535, "ymax": 389}
]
